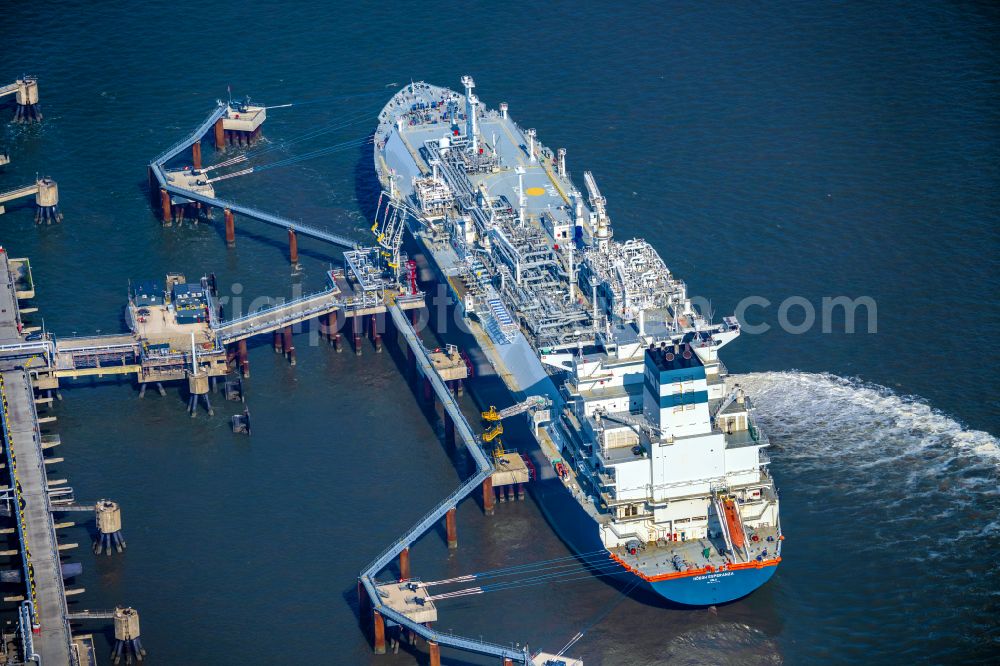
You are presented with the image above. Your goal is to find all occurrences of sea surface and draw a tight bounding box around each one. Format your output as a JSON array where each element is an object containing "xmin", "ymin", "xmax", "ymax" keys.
[{"xmin": 1, "ymin": 2, "xmax": 997, "ymax": 664}]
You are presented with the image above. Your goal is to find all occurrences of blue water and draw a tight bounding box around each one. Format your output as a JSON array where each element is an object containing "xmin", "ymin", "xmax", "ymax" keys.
[{"xmin": 1, "ymin": 2, "xmax": 997, "ymax": 664}]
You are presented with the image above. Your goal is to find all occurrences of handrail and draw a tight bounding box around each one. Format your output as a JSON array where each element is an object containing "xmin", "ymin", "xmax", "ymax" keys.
[
  {"xmin": 150, "ymin": 103, "xmax": 227, "ymax": 167},
  {"xmin": 376, "ymin": 603, "xmax": 529, "ymax": 662},
  {"xmin": 362, "ymin": 468, "xmax": 491, "ymax": 577},
  {"xmin": 0, "ymin": 183, "xmax": 40, "ymax": 204},
  {"xmin": 212, "ymin": 289, "xmax": 339, "ymax": 331},
  {"xmin": 161, "ymin": 180, "xmax": 360, "ymax": 249}
]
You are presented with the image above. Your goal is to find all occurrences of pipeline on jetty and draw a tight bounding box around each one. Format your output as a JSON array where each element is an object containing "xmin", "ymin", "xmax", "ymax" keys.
[{"xmin": 0, "ymin": 248, "xmax": 142, "ymax": 665}]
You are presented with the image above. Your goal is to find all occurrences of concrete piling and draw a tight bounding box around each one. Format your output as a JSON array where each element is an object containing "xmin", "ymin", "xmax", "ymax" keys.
[
  {"xmin": 483, "ymin": 477, "xmax": 495, "ymax": 515},
  {"xmin": 422, "ymin": 377, "xmax": 433, "ymax": 405},
  {"xmin": 11, "ymin": 77, "xmax": 41, "ymax": 123},
  {"xmin": 224, "ymin": 208, "xmax": 235, "ymax": 245},
  {"xmin": 33, "ymin": 178, "xmax": 62, "ymax": 225},
  {"xmin": 214, "ymin": 118, "xmax": 225, "ymax": 151},
  {"xmin": 445, "ymin": 507, "xmax": 458, "ymax": 548},
  {"xmin": 288, "ymin": 229, "xmax": 300, "ymax": 268},
  {"xmin": 517, "ymin": 483, "xmax": 525, "ymax": 501},
  {"xmin": 371, "ymin": 314, "xmax": 382, "ymax": 352},
  {"xmin": 444, "ymin": 412, "xmax": 456, "ymax": 449},
  {"xmin": 159, "ymin": 189, "xmax": 171, "ymax": 224},
  {"xmin": 187, "ymin": 372, "xmax": 212, "ymax": 417},
  {"xmin": 429, "ymin": 641, "xmax": 441, "ymax": 666},
  {"xmin": 283, "ymin": 326, "xmax": 295, "ymax": 366},
  {"xmin": 407, "ymin": 346, "xmax": 417, "ymax": 379},
  {"xmin": 328, "ymin": 310, "xmax": 343, "ymax": 352},
  {"xmin": 94, "ymin": 500, "xmax": 126, "ymax": 556},
  {"xmin": 352, "ymin": 316, "xmax": 362, "ymax": 356},
  {"xmin": 373, "ymin": 610, "xmax": 386, "ymax": 654},
  {"xmin": 112, "ymin": 607, "xmax": 146, "ymax": 664},
  {"xmin": 399, "ymin": 546, "xmax": 410, "ymax": 581},
  {"xmin": 238, "ymin": 339, "xmax": 249, "ymax": 378},
  {"xmin": 273, "ymin": 330, "xmax": 283, "ymax": 354},
  {"xmin": 191, "ymin": 140, "xmax": 202, "ymax": 170}
]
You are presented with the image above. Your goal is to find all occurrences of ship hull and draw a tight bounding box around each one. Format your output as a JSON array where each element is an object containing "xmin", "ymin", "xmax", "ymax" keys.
[
  {"xmin": 375, "ymin": 87, "xmax": 778, "ymax": 608},
  {"xmin": 531, "ymin": 475, "xmax": 777, "ymax": 607},
  {"xmin": 409, "ymin": 235, "xmax": 777, "ymax": 606}
]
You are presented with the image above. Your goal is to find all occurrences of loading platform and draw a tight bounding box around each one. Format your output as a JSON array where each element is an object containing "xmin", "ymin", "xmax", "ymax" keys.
[{"xmin": 1, "ymin": 369, "xmax": 74, "ymax": 664}]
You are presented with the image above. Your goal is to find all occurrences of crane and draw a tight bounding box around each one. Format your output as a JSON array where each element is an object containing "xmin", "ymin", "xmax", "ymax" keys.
[
  {"xmin": 593, "ymin": 406, "xmax": 661, "ymax": 440},
  {"xmin": 480, "ymin": 395, "xmax": 550, "ymax": 463},
  {"xmin": 583, "ymin": 171, "xmax": 612, "ymax": 250},
  {"xmin": 481, "ymin": 394, "xmax": 549, "ymax": 422},
  {"xmin": 370, "ymin": 190, "xmax": 407, "ymax": 273}
]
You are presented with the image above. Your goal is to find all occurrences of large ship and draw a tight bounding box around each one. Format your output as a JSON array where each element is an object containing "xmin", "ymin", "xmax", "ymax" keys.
[{"xmin": 373, "ymin": 77, "xmax": 782, "ymax": 606}]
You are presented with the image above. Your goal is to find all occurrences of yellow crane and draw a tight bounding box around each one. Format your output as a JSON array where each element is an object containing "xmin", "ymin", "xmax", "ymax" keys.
[{"xmin": 480, "ymin": 396, "xmax": 550, "ymax": 463}]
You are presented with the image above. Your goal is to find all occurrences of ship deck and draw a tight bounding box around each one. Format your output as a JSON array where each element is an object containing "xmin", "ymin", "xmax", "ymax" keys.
[
  {"xmin": 394, "ymin": 115, "xmax": 576, "ymax": 229},
  {"xmin": 614, "ymin": 523, "xmax": 781, "ymax": 578}
]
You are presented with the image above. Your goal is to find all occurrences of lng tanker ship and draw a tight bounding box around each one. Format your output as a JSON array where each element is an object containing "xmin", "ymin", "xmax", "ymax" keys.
[{"xmin": 373, "ymin": 77, "xmax": 782, "ymax": 606}]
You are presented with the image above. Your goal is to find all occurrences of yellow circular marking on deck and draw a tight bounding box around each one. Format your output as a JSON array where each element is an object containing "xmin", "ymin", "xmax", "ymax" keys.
[{"xmin": 525, "ymin": 187, "xmax": 546, "ymax": 196}]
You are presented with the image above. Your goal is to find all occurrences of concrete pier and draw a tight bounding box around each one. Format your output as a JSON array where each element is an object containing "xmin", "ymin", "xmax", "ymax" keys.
[
  {"xmin": 0, "ymin": 178, "xmax": 62, "ymax": 224},
  {"xmin": 1, "ymin": 76, "xmax": 42, "ymax": 123},
  {"xmin": 1, "ymin": 370, "xmax": 73, "ymax": 663}
]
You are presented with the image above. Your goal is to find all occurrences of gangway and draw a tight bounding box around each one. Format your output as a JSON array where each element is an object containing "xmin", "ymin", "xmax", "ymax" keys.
[
  {"xmin": 0, "ymin": 183, "xmax": 40, "ymax": 206},
  {"xmin": 150, "ymin": 105, "xmax": 359, "ymax": 250},
  {"xmin": 482, "ymin": 395, "xmax": 549, "ymax": 422},
  {"xmin": 358, "ymin": 304, "xmax": 540, "ymax": 663},
  {"xmin": 211, "ymin": 287, "xmax": 343, "ymax": 344}
]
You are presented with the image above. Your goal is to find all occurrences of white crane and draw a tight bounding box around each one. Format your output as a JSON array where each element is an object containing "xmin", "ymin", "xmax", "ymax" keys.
[
  {"xmin": 371, "ymin": 191, "xmax": 407, "ymax": 272},
  {"xmin": 584, "ymin": 171, "xmax": 612, "ymax": 251}
]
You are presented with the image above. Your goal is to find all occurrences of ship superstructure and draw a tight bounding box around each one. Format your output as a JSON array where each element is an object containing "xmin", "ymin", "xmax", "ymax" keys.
[{"xmin": 374, "ymin": 77, "xmax": 781, "ymax": 605}]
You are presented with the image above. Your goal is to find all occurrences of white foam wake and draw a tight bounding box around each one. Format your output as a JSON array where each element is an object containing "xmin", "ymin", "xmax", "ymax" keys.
[
  {"xmin": 733, "ymin": 371, "xmax": 999, "ymax": 543},
  {"xmin": 736, "ymin": 371, "xmax": 998, "ymax": 464}
]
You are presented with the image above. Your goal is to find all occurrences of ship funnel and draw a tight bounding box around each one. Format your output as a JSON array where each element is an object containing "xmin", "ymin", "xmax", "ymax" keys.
[{"xmin": 500, "ymin": 102, "xmax": 508, "ymax": 119}]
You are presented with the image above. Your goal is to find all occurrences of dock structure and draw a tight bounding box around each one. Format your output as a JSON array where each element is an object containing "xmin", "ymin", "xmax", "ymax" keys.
[
  {"xmin": 0, "ymin": 76, "xmax": 42, "ymax": 123},
  {"xmin": 0, "ymin": 244, "xmax": 425, "ymax": 412},
  {"xmin": 2, "ymin": 368, "xmax": 73, "ymax": 664},
  {"xmin": 0, "ymin": 178, "xmax": 62, "ymax": 223},
  {"xmin": 0, "ymin": 247, "xmax": 145, "ymax": 665},
  {"xmin": 144, "ymin": 101, "xmax": 577, "ymax": 664},
  {"xmin": 147, "ymin": 103, "xmax": 358, "ymax": 249},
  {"xmin": 357, "ymin": 304, "xmax": 547, "ymax": 665}
]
